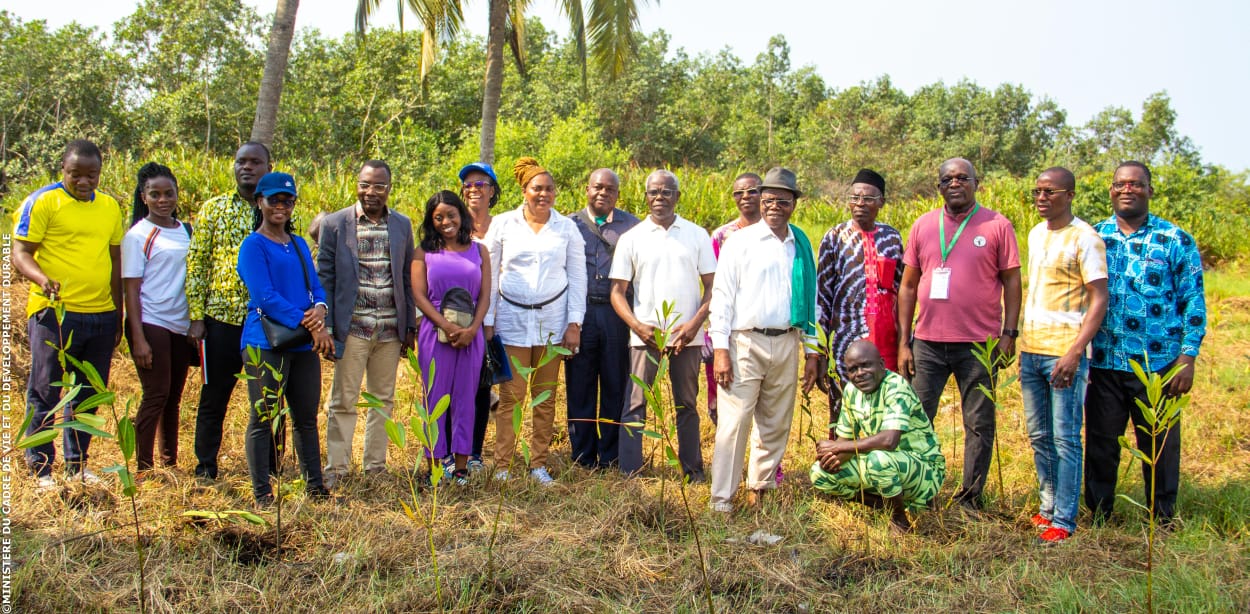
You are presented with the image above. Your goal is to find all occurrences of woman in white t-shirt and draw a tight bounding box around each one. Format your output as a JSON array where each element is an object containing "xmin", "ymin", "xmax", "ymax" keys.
[{"xmin": 123, "ymin": 162, "xmax": 195, "ymax": 473}]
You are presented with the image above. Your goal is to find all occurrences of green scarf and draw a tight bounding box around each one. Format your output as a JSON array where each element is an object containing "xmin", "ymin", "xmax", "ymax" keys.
[{"xmin": 789, "ymin": 224, "xmax": 816, "ymax": 336}]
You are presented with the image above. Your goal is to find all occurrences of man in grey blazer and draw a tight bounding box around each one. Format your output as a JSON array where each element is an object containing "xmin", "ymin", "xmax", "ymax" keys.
[{"xmin": 318, "ymin": 160, "xmax": 416, "ymax": 487}]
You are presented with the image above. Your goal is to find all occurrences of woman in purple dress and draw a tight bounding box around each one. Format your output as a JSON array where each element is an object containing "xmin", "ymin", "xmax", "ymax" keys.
[{"xmin": 411, "ymin": 190, "xmax": 491, "ymax": 484}]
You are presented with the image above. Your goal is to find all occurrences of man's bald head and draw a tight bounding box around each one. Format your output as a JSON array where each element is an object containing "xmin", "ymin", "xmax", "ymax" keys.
[
  {"xmin": 843, "ymin": 340, "xmax": 888, "ymax": 393},
  {"xmin": 586, "ymin": 167, "xmax": 621, "ymax": 216}
]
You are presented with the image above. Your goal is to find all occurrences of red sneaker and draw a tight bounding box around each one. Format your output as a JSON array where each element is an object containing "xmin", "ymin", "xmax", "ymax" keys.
[
  {"xmin": 1030, "ymin": 513, "xmax": 1052, "ymax": 529},
  {"xmin": 1038, "ymin": 527, "xmax": 1071, "ymax": 544}
]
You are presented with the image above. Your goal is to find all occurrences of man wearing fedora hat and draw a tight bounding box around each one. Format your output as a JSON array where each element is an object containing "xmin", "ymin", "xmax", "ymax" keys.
[{"xmin": 708, "ymin": 167, "xmax": 821, "ymax": 512}]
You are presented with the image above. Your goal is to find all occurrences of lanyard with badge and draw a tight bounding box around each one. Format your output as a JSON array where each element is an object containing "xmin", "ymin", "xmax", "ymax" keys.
[{"xmin": 930, "ymin": 203, "xmax": 979, "ymax": 300}]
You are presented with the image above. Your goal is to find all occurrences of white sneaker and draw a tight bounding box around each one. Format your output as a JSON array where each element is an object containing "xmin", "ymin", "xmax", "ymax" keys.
[
  {"xmin": 494, "ymin": 470, "xmax": 511, "ymax": 481},
  {"xmin": 74, "ymin": 469, "xmax": 102, "ymax": 485},
  {"xmin": 709, "ymin": 501, "xmax": 734, "ymax": 513},
  {"xmin": 529, "ymin": 466, "xmax": 556, "ymax": 486},
  {"xmin": 36, "ymin": 476, "xmax": 57, "ymax": 492}
]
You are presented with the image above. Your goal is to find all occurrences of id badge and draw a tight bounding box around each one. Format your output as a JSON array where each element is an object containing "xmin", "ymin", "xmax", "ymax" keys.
[{"xmin": 929, "ymin": 267, "xmax": 952, "ymax": 300}]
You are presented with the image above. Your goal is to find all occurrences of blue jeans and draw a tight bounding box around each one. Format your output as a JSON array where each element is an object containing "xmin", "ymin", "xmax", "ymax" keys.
[
  {"xmin": 25, "ymin": 309, "xmax": 118, "ymax": 477},
  {"xmin": 1019, "ymin": 352, "xmax": 1087, "ymax": 532}
]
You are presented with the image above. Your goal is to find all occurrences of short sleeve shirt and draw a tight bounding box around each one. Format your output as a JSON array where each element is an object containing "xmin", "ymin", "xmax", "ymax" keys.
[
  {"xmin": 122, "ymin": 219, "xmax": 192, "ymax": 334},
  {"xmin": 610, "ymin": 215, "xmax": 717, "ymax": 347},
  {"xmin": 1020, "ymin": 218, "xmax": 1107, "ymax": 357},
  {"xmin": 13, "ymin": 183, "xmax": 124, "ymax": 317},
  {"xmin": 838, "ymin": 371, "xmax": 944, "ymax": 468},
  {"xmin": 903, "ymin": 205, "xmax": 1020, "ymax": 343}
]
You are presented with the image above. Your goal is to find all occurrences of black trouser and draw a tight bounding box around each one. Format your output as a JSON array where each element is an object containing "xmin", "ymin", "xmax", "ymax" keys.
[
  {"xmin": 131, "ymin": 323, "xmax": 193, "ymax": 470},
  {"xmin": 1085, "ymin": 367, "xmax": 1181, "ymax": 521},
  {"xmin": 565, "ymin": 302, "xmax": 630, "ymax": 469},
  {"xmin": 194, "ymin": 317, "xmax": 282, "ymax": 478},
  {"xmin": 243, "ymin": 349, "xmax": 325, "ymax": 499},
  {"xmin": 910, "ymin": 339, "xmax": 996, "ymax": 504}
]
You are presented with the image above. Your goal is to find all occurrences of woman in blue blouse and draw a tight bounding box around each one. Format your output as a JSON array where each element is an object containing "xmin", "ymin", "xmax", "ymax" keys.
[{"xmin": 237, "ymin": 172, "xmax": 334, "ymax": 505}]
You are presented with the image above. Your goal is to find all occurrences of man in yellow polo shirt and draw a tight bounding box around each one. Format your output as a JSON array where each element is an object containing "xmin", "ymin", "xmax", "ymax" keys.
[{"xmin": 13, "ymin": 139, "xmax": 124, "ymax": 489}]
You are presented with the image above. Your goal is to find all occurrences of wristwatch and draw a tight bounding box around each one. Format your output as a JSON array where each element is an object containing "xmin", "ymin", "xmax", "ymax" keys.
[{"xmin": 1001, "ymin": 329, "xmax": 1019, "ymax": 338}]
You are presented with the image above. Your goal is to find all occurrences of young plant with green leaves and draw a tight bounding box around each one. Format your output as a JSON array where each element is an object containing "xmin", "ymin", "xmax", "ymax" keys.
[
  {"xmin": 15, "ymin": 301, "xmax": 148, "ymax": 613},
  {"xmin": 622, "ymin": 300, "xmax": 714, "ymax": 613},
  {"xmin": 970, "ymin": 335, "xmax": 1019, "ymax": 507},
  {"xmin": 485, "ymin": 336, "xmax": 569, "ymax": 582},
  {"xmin": 1118, "ymin": 357, "xmax": 1190, "ymax": 614},
  {"xmin": 236, "ymin": 346, "xmax": 295, "ymax": 556},
  {"xmin": 361, "ymin": 351, "xmax": 451, "ymax": 612}
]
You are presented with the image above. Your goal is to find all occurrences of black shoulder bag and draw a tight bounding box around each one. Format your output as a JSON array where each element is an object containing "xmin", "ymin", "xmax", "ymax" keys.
[{"xmin": 258, "ymin": 240, "xmax": 314, "ymax": 351}]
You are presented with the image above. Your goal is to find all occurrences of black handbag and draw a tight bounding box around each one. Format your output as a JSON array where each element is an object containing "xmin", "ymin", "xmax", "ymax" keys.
[
  {"xmin": 259, "ymin": 239, "xmax": 314, "ymax": 351},
  {"xmin": 480, "ymin": 334, "xmax": 513, "ymax": 388}
]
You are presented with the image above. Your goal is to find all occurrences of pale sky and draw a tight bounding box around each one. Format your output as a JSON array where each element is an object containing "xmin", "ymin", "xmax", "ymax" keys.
[{"xmin": 10, "ymin": 0, "xmax": 1249, "ymax": 172}]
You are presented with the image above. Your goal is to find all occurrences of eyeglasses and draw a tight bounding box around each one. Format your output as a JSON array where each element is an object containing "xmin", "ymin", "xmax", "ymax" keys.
[
  {"xmin": 1031, "ymin": 188, "xmax": 1071, "ymax": 198},
  {"xmin": 357, "ymin": 182, "xmax": 390, "ymax": 193},
  {"xmin": 732, "ymin": 188, "xmax": 760, "ymax": 199},
  {"xmin": 462, "ymin": 180, "xmax": 493, "ymax": 190},
  {"xmin": 646, "ymin": 188, "xmax": 677, "ymax": 199},
  {"xmin": 847, "ymin": 195, "xmax": 883, "ymax": 205},
  {"xmin": 1111, "ymin": 181, "xmax": 1148, "ymax": 193},
  {"xmin": 761, "ymin": 198, "xmax": 794, "ymax": 208},
  {"xmin": 264, "ymin": 196, "xmax": 296, "ymax": 209},
  {"xmin": 938, "ymin": 175, "xmax": 974, "ymax": 188}
]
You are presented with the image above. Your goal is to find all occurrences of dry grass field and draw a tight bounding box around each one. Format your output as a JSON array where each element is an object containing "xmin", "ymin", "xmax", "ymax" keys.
[{"xmin": 8, "ymin": 265, "xmax": 1250, "ymax": 613}]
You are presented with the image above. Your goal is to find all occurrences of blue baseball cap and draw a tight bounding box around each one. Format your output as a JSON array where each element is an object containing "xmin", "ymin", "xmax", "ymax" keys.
[
  {"xmin": 255, "ymin": 172, "xmax": 298, "ymax": 199},
  {"xmin": 458, "ymin": 162, "xmax": 498, "ymax": 184}
]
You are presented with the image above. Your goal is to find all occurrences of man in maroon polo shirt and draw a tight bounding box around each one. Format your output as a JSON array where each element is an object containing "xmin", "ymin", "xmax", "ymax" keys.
[{"xmin": 897, "ymin": 157, "xmax": 1022, "ymax": 511}]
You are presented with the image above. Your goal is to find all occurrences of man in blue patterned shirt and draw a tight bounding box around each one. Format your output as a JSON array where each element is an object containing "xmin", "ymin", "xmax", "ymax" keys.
[{"xmin": 1085, "ymin": 161, "xmax": 1206, "ymax": 526}]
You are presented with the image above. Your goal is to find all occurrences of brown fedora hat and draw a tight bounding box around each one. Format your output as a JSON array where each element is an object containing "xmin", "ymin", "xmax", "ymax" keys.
[{"xmin": 760, "ymin": 167, "xmax": 801, "ymax": 198}]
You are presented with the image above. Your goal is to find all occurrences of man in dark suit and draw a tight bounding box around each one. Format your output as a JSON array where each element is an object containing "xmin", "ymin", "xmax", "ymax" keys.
[{"xmin": 318, "ymin": 160, "xmax": 416, "ymax": 487}]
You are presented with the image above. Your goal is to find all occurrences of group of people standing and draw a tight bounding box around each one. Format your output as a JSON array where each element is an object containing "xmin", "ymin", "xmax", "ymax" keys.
[{"xmin": 16, "ymin": 139, "xmax": 1204, "ymax": 543}]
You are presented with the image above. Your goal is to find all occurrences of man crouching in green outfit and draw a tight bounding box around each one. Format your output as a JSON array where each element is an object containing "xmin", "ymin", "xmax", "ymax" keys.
[{"xmin": 810, "ymin": 340, "xmax": 946, "ymax": 532}]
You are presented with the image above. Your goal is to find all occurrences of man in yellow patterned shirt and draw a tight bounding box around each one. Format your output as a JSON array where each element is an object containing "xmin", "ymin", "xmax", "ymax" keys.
[
  {"xmin": 186, "ymin": 142, "xmax": 300, "ymax": 481},
  {"xmin": 1019, "ymin": 166, "xmax": 1108, "ymax": 544}
]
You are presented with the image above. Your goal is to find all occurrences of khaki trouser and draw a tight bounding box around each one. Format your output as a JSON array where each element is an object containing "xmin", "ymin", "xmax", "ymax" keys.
[
  {"xmin": 709, "ymin": 329, "xmax": 799, "ymax": 505},
  {"xmin": 495, "ymin": 345, "xmax": 562, "ymax": 469},
  {"xmin": 324, "ymin": 334, "xmax": 402, "ymax": 474}
]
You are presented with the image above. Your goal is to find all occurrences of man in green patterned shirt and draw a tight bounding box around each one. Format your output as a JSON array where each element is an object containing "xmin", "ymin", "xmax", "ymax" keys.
[
  {"xmin": 186, "ymin": 142, "xmax": 300, "ymax": 481},
  {"xmin": 810, "ymin": 341, "xmax": 946, "ymax": 532}
]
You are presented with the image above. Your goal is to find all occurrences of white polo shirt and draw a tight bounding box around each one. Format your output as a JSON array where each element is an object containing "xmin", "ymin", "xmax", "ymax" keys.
[{"xmin": 610, "ymin": 214, "xmax": 716, "ymax": 347}]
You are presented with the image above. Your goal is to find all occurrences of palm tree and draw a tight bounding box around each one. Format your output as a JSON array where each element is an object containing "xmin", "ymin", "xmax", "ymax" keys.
[
  {"xmin": 251, "ymin": 0, "xmax": 301, "ymax": 147},
  {"xmin": 356, "ymin": 0, "xmax": 649, "ymax": 164}
]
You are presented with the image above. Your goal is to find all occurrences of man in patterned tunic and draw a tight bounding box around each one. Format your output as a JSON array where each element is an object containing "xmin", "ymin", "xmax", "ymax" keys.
[
  {"xmin": 811, "ymin": 341, "xmax": 945, "ymax": 532},
  {"xmin": 186, "ymin": 142, "xmax": 300, "ymax": 481},
  {"xmin": 816, "ymin": 169, "xmax": 904, "ymax": 429},
  {"xmin": 1085, "ymin": 161, "xmax": 1206, "ymax": 526}
]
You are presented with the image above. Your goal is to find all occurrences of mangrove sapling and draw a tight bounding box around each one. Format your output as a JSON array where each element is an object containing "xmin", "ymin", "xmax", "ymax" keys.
[
  {"xmin": 16, "ymin": 301, "xmax": 149, "ymax": 613},
  {"xmin": 970, "ymin": 335, "xmax": 1019, "ymax": 508},
  {"xmin": 625, "ymin": 301, "xmax": 714, "ymax": 613},
  {"xmin": 485, "ymin": 337, "xmax": 568, "ymax": 583},
  {"xmin": 1117, "ymin": 357, "xmax": 1190, "ymax": 614},
  {"xmin": 363, "ymin": 351, "xmax": 452, "ymax": 612},
  {"xmin": 237, "ymin": 346, "xmax": 294, "ymax": 557}
]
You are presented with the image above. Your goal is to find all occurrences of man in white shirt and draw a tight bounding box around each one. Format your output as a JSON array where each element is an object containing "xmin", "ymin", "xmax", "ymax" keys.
[
  {"xmin": 610, "ymin": 170, "xmax": 716, "ymax": 480},
  {"xmin": 708, "ymin": 167, "xmax": 821, "ymax": 512}
]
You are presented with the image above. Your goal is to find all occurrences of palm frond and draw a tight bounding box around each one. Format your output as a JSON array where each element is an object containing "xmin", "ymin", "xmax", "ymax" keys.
[
  {"xmin": 507, "ymin": 0, "xmax": 533, "ymax": 78},
  {"xmin": 586, "ymin": 0, "xmax": 646, "ymax": 80},
  {"xmin": 404, "ymin": 0, "xmax": 465, "ymax": 85},
  {"xmin": 560, "ymin": 0, "xmax": 587, "ymax": 87},
  {"xmin": 355, "ymin": 0, "xmax": 385, "ymax": 38}
]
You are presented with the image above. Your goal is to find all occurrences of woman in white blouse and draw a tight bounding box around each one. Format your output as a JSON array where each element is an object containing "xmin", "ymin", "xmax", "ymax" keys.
[{"xmin": 483, "ymin": 157, "xmax": 587, "ymax": 485}]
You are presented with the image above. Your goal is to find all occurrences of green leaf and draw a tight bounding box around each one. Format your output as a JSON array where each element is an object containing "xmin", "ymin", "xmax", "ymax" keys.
[
  {"xmin": 17, "ymin": 430, "xmax": 59, "ymax": 449},
  {"xmin": 76, "ymin": 412, "xmax": 108, "ymax": 430},
  {"xmin": 385, "ymin": 419, "xmax": 406, "ymax": 447},
  {"xmin": 55, "ymin": 420, "xmax": 112, "ymax": 439},
  {"xmin": 1125, "ymin": 446, "xmax": 1151, "ymax": 465},
  {"xmin": 75, "ymin": 391, "xmax": 116, "ymax": 413},
  {"xmin": 975, "ymin": 384, "xmax": 994, "ymax": 399},
  {"xmin": 431, "ymin": 463, "xmax": 445, "ymax": 485},
  {"xmin": 1116, "ymin": 493, "xmax": 1150, "ymax": 511},
  {"xmin": 431, "ymin": 394, "xmax": 451, "ymax": 421},
  {"xmin": 529, "ymin": 389, "xmax": 552, "ymax": 409},
  {"xmin": 117, "ymin": 416, "xmax": 137, "ymax": 461},
  {"xmin": 358, "ymin": 392, "xmax": 384, "ymax": 409},
  {"xmin": 548, "ymin": 345, "xmax": 572, "ymax": 357},
  {"xmin": 235, "ymin": 511, "xmax": 268, "ymax": 525},
  {"xmin": 641, "ymin": 429, "xmax": 662, "ymax": 439},
  {"xmin": 63, "ymin": 353, "xmax": 106, "ymax": 391},
  {"xmin": 1134, "ymin": 398, "xmax": 1158, "ymax": 426}
]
